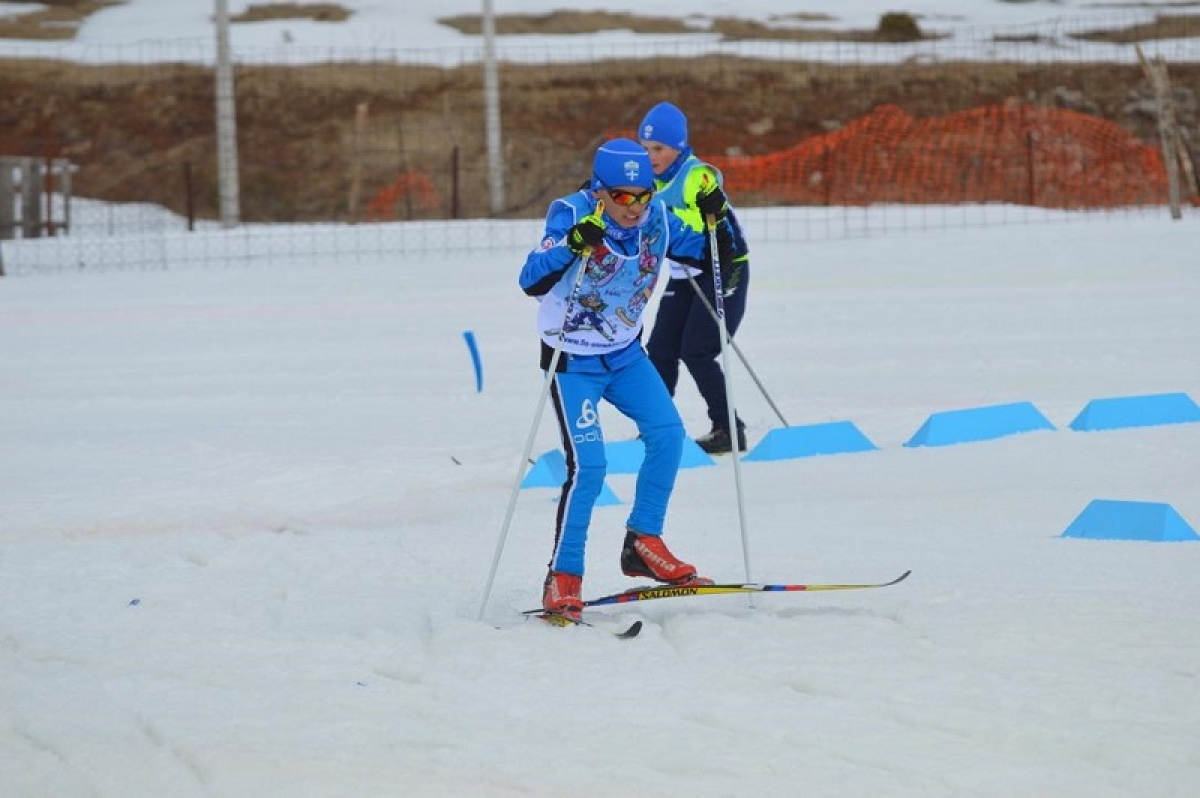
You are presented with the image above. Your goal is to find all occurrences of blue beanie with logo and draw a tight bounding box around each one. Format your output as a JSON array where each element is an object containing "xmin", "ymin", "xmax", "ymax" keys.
[
  {"xmin": 638, "ymin": 101, "xmax": 688, "ymax": 150},
  {"xmin": 590, "ymin": 138, "xmax": 654, "ymax": 190}
]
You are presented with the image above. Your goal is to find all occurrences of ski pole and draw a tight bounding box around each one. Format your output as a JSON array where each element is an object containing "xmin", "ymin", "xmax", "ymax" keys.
[
  {"xmin": 684, "ymin": 274, "xmax": 789, "ymax": 428},
  {"xmin": 476, "ymin": 202, "xmax": 604, "ymax": 622},
  {"xmin": 705, "ymin": 211, "xmax": 753, "ymax": 588}
]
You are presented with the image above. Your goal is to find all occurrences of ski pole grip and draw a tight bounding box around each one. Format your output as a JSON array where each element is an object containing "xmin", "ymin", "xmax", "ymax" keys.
[{"xmin": 581, "ymin": 199, "xmax": 605, "ymax": 259}]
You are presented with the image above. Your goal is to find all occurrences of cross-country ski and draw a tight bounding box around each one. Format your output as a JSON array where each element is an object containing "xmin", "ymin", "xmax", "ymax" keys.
[{"xmin": 521, "ymin": 570, "xmax": 911, "ymax": 614}]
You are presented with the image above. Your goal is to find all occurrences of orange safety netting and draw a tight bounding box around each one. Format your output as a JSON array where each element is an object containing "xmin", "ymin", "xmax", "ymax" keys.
[
  {"xmin": 709, "ymin": 103, "xmax": 1170, "ymax": 209},
  {"xmin": 365, "ymin": 169, "xmax": 442, "ymax": 221}
]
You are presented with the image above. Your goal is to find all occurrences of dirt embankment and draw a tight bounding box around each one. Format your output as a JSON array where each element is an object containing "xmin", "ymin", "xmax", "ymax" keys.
[{"xmin": 1, "ymin": 6, "xmax": 1197, "ymax": 221}]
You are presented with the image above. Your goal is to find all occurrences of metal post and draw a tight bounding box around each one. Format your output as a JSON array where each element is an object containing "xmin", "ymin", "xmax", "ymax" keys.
[
  {"xmin": 214, "ymin": 0, "xmax": 241, "ymax": 228},
  {"xmin": 59, "ymin": 159, "xmax": 73, "ymax": 235},
  {"xmin": 184, "ymin": 161, "xmax": 196, "ymax": 231},
  {"xmin": 0, "ymin": 158, "xmax": 15, "ymax": 240},
  {"xmin": 481, "ymin": 0, "xmax": 504, "ymax": 215},
  {"xmin": 43, "ymin": 155, "xmax": 54, "ymax": 236},
  {"xmin": 20, "ymin": 158, "xmax": 41, "ymax": 239}
]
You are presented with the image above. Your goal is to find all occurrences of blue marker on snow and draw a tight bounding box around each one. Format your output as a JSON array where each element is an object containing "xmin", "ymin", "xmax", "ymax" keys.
[{"xmin": 463, "ymin": 330, "xmax": 483, "ymax": 392}]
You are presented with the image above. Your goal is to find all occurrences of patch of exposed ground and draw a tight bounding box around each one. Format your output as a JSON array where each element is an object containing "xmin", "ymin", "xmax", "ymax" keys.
[
  {"xmin": 437, "ymin": 8, "xmax": 1200, "ymax": 43},
  {"xmin": 3, "ymin": 55, "xmax": 1195, "ymax": 223},
  {"xmin": 1, "ymin": 5, "xmax": 1198, "ymax": 223},
  {"xmin": 0, "ymin": 0, "xmax": 123, "ymax": 41},
  {"xmin": 1072, "ymin": 13, "xmax": 1200, "ymax": 41},
  {"xmin": 0, "ymin": 0, "xmax": 349, "ymax": 39},
  {"xmin": 231, "ymin": 3, "xmax": 350, "ymax": 24},
  {"xmin": 438, "ymin": 11, "xmax": 944, "ymax": 43}
]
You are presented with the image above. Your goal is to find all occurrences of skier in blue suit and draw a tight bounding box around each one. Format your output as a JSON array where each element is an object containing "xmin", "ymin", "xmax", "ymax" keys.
[
  {"xmin": 518, "ymin": 137, "xmax": 747, "ymax": 620},
  {"xmin": 639, "ymin": 100, "xmax": 753, "ymax": 454}
]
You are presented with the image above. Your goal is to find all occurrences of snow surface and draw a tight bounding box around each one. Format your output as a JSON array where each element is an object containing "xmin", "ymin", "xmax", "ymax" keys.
[
  {"xmin": 66, "ymin": 0, "xmax": 1185, "ymax": 50},
  {"xmin": 3, "ymin": 1, "xmax": 1200, "ymax": 796},
  {"xmin": 2, "ymin": 0, "xmax": 1197, "ymax": 63},
  {"xmin": 3, "ymin": 211, "xmax": 1200, "ymax": 797}
]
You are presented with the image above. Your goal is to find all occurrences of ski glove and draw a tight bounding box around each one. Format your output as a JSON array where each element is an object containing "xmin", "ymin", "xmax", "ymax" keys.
[
  {"xmin": 566, "ymin": 213, "xmax": 605, "ymax": 255},
  {"xmin": 696, "ymin": 183, "xmax": 728, "ymax": 220}
]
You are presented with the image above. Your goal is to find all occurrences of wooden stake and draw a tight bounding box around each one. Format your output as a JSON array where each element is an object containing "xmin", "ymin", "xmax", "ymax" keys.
[
  {"xmin": 347, "ymin": 102, "xmax": 369, "ymax": 223},
  {"xmin": 1135, "ymin": 45, "xmax": 1184, "ymax": 219}
]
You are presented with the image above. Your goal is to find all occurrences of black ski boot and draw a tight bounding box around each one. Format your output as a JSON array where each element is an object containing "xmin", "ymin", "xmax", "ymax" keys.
[{"xmin": 695, "ymin": 421, "xmax": 747, "ymax": 455}]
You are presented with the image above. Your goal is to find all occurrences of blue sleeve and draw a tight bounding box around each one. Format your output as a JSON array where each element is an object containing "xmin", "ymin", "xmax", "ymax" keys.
[{"xmin": 519, "ymin": 200, "xmax": 581, "ymax": 297}]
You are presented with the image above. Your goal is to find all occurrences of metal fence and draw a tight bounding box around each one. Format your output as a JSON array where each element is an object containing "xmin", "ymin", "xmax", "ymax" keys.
[
  {"xmin": 1, "ymin": 11, "xmax": 1197, "ymax": 274},
  {"xmin": 0, "ymin": 157, "xmax": 75, "ymax": 240}
]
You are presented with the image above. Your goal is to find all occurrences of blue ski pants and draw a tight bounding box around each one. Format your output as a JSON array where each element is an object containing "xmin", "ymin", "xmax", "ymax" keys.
[
  {"xmin": 647, "ymin": 268, "xmax": 749, "ymax": 427},
  {"xmin": 547, "ymin": 350, "xmax": 684, "ymax": 576}
]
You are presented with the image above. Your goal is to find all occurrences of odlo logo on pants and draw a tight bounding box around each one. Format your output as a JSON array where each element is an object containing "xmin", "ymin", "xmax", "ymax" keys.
[{"xmin": 573, "ymin": 399, "xmax": 600, "ymax": 444}]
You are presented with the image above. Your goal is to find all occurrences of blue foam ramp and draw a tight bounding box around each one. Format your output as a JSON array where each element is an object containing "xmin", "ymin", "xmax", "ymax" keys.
[
  {"xmin": 744, "ymin": 421, "xmax": 878, "ymax": 462},
  {"xmin": 904, "ymin": 401, "xmax": 1055, "ymax": 447},
  {"xmin": 595, "ymin": 482, "xmax": 622, "ymax": 506},
  {"xmin": 525, "ymin": 449, "xmax": 622, "ymax": 505},
  {"xmin": 604, "ymin": 438, "xmax": 715, "ymax": 475},
  {"xmin": 1061, "ymin": 499, "xmax": 1198, "ymax": 542},
  {"xmin": 553, "ymin": 481, "xmax": 622, "ymax": 506},
  {"xmin": 521, "ymin": 449, "xmax": 567, "ymax": 488},
  {"xmin": 1069, "ymin": 392, "xmax": 1200, "ymax": 431}
]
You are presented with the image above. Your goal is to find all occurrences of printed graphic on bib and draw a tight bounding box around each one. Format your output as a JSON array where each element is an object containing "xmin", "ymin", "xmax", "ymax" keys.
[{"xmin": 540, "ymin": 212, "xmax": 666, "ymax": 352}]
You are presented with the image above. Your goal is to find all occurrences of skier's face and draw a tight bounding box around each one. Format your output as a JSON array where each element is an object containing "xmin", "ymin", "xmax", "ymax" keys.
[
  {"xmin": 640, "ymin": 140, "xmax": 680, "ymax": 176},
  {"xmin": 599, "ymin": 186, "xmax": 653, "ymax": 228}
]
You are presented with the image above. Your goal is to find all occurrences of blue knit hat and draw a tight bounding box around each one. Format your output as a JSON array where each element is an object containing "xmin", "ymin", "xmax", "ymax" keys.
[
  {"xmin": 638, "ymin": 101, "xmax": 688, "ymax": 150},
  {"xmin": 590, "ymin": 138, "xmax": 654, "ymax": 190}
]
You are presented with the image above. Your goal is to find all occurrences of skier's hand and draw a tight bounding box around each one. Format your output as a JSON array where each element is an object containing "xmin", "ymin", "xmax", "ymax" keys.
[
  {"xmin": 695, "ymin": 181, "xmax": 728, "ymax": 221},
  {"xmin": 566, "ymin": 211, "xmax": 605, "ymax": 255}
]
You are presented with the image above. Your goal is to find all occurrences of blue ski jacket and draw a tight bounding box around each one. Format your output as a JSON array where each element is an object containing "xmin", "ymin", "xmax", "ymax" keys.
[{"xmin": 519, "ymin": 189, "xmax": 746, "ymax": 372}]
